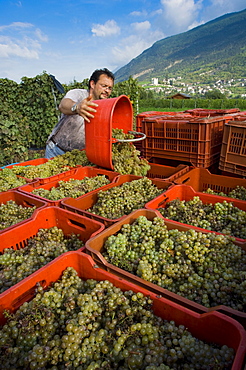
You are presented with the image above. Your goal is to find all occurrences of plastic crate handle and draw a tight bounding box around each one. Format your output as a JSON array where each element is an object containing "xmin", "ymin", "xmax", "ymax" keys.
[{"xmin": 112, "ymin": 131, "xmax": 146, "ymax": 143}]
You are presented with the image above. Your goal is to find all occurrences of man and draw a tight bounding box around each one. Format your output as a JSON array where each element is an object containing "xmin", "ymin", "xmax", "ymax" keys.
[{"xmin": 45, "ymin": 68, "xmax": 115, "ymax": 158}]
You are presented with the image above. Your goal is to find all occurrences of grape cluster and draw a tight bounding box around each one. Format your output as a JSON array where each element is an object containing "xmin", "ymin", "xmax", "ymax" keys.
[
  {"xmin": 0, "ymin": 200, "xmax": 36, "ymax": 230},
  {"xmin": 10, "ymin": 150, "xmax": 94, "ymax": 180},
  {"xmin": 0, "ymin": 267, "xmax": 235, "ymax": 369},
  {"xmin": 0, "ymin": 168, "xmax": 26, "ymax": 192},
  {"xmin": 31, "ymin": 175, "xmax": 110, "ymax": 201},
  {"xmin": 157, "ymin": 196, "xmax": 246, "ymax": 239},
  {"xmin": 103, "ymin": 215, "xmax": 246, "ymax": 311},
  {"xmin": 112, "ymin": 128, "xmax": 150, "ymax": 176},
  {"xmin": 205, "ymin": 185, "xmax": 246, "ymax": 201},
  {"xmin": 0, "ymin": 227, "xmax": 84, "ymax": 294},
  {"xmin": 87, "ymin": 177, "xmax": 163, "ymax": 219}
]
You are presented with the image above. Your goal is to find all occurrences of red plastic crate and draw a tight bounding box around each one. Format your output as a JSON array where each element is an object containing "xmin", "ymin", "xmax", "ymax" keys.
[
  {"xmin": 85, "ymin": 95, "xmax": 133, "ymax": 170},
  {"xmin": 136, "ymin": 111, "xmax": 193, "ymax": 131},
  {"xmin": 0, "ymin": 206, "xmax": 104, "ymax": 294},
  {"xmin": 4, "ymin": 158, "xmax": 48, "ymax": 169},
  {"xmin": 139, "ymin": 115, "xmax": 230, "ymax": 167},
  {"xmin": 219, "ymin": 120, "xmax": 246, "ymax": 177},
  {"xmin": 145, "ymin": 184, "xmax": 246, "ymax": 243},
  {"xmin": 184, "ymin": 108, "xmax": 240, "ymax": 117},
  {"xmin": 0, "ymin": 206, "xmax": 104, "ymax": 253},
  {"xmin": 0, "ymin": 251, "xmax": 245, "ymax": 369},
  {"xmin": 17, "ymin": 166, "xmax": 120, "ymax": 206},
  {"xmin": 146, "ymin": 163, "xmax": 191, "ymax": 181},
  {"xmin": 174, "ymin": 167, "xmax": 246, "ymax": 196},
  {"xmin": 85, "ymin": 208, "xmax": 246, "ymax": 330},
  {"xmin": 3, "ymin": 158, "xmax": 50, "ymax": 183},
  {"xmin": 0, "ymin": 190, "xmax": 48, "ymax": 234},
  {"xmin": 61, "ymin": 174, "xmax": 173, "ymax": 227}
]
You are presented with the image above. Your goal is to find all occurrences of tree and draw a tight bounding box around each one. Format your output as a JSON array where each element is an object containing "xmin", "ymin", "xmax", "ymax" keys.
[
  {"xmin": 204, "ymin": 89, "xmax": 226, "ymax": 99},
  {"xmin": 112, "ymin": 76, "xmax": 144, "ymax": 115}
]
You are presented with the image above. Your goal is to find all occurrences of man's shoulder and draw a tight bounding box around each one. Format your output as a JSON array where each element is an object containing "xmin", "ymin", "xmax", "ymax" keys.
[{"xmin": 65, "ymin": 89, "xmax": 89, "ymax": 101}]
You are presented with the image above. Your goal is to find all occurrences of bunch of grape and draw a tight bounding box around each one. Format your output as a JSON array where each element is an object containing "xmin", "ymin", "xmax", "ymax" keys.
[
  {"xmin": 0, "ymin": 200, "xmax": 36, "ymax": 230},
  {"xmin": 157, "ymin": 196, "xmax": 246, "ymax": 239},
  {"xmin": 87, "ymin": 177, "xmax": 163, "ymax": 219},
  {"xmin": 103, "ymin": 215, "xmax": 246, "ymax": 311},
  {"xmin": 112, "ymin": 128, "xmax": 150, "ymax": 176},
  {"xmin": 205, "ymin": 185, "xmax": 246, "ymax": 201},
  {"xmin": 0, "ymin": 266, "xmax": 235, "ymax": 369},
  {"xmin": 31, "ymin": 175, "xmax": 110, "ymax": 201},
  {"xmin": 0, "ymin": 227, "xmax": 84, "ymax": 294},
  {"xmin": 0, "ymin": 168, "xmax": 26, "ymax": 192},
  {"xmin": 11, "ymin": 150, "xmax": 94, "ymax": 180}
]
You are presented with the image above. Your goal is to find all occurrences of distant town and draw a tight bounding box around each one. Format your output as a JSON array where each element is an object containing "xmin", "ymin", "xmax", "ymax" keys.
[{"xmin": 143, "ymin": 77, "xmax": 246, "ymax": 98}]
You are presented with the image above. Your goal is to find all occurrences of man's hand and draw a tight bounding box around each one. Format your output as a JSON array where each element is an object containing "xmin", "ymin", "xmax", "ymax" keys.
[
  {"xmin": 76, "ymin": 95, "xmax": 98, "ymax": 122},
  {"xmin": 59, "ymin": 94, "xmax": 98, "ymax": 122}
]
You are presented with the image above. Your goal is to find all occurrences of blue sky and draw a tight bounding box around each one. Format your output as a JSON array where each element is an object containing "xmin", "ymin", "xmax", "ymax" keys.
[{"xmin": 0, "ymin": 0, "xmax": 245, "ymax": 84}]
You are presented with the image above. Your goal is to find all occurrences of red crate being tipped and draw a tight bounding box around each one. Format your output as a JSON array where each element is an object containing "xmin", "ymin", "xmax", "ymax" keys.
[
  {"xmin": 61, "ymin": 174, "xmax": 173, "ymax": 227},
  {"xmin": 145, "ymin": 184, "xmax": 246, "ymax": 244},
  {"xmin": 85, "ymin": 95, "xmax": 134, "ymax": 170},
  {"xmin": 17, "ymin": 166, "xmax": 120, "ymax": 206},
  {"xmin": 0, "ymin": 251, "xmax": 245, "ymax": 370},
  {"xmin": 139, "ymin": 114, "xmax": 231, "ymax": 167},
  {"xmin": 85, "ymin": 208, "xmax": 246, "ymax": 330}
]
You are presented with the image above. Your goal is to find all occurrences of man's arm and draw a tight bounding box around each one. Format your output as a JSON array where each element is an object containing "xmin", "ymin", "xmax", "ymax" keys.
[{"xmin": 59, "ymin": 95, "xmax": 98, "ymax": 122}]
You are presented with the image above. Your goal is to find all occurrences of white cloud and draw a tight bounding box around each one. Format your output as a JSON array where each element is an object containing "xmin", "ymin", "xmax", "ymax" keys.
[
  {"xmin": 91, "ymin": 20, "xmax": 120, "ymax": 37},
  {"xmin": 152, "ymin": 9, "xmax": 163, "ymax": 16},
  {"xmin": 35, "ymin": 28, "xmax": 48, "ymax": 42},
  {"xmin": 160, "ymin": 0, "xmax": 202, "ymax": 32},
  {"xmin": 132, "ymin": 21, "xmax": 151, "ymax": 32},
  {"xmin": 0, "ymin": 22, "xmax": 33, "ymax": 31},
  {"xmin": 111, "ymin": 28, "xmax": 165, "ymax": 65},
  {"xmin": 15, "ymin": 1, "xmax": 22, "ymax": 7},
  {"xmin": 130, "ymin": 8, "xmax": 163, "ymax": 18},
  {"xmin": 130, "ymin": 10, "xmax": 148, "ymax": 17},
  {"xmin": 0, "ymin": 37, "xmax": 39, "ymax": 58},
  {"xmin": 187, "ymin": 20, "xmax": 204, "ymax": 30},
  {"xmin": 0, "ymin": 22, "xmax": 48, "ymax": 59},
  {"xmin": 202, "ymin": 0, "xmax": 246, "ymax": 23}
]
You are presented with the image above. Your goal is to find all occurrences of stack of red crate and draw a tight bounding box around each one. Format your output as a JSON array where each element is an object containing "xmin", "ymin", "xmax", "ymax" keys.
[{"xmin": 136, "ymin": 111, "xmax": 234, "ymax": 167}]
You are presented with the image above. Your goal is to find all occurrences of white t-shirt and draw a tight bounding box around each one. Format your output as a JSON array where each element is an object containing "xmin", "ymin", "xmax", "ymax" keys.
[{"xmin": 47, "ymin": 89, "xmax": 89, "ymax": 152}]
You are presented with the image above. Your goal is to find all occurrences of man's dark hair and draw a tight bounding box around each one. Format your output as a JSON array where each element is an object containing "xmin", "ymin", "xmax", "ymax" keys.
[{"xmin": 88, "ymin": 68, "xmax": 115, "ymax": 89}]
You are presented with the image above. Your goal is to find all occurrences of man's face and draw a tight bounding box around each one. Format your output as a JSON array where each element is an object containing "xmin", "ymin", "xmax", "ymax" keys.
[{"xmin": 90, "ymin": 74, "xmax": 114, "ymax": 100}]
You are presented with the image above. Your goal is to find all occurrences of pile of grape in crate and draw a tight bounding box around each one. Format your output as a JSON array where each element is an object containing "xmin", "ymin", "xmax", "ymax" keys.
[
  {"xmin": 10, "ymin": 150, "xmax": 94, "ymax": 180},
  {"xmin": 0, "ymin": 201, "xmax": 36, "ymax": 230},
  {"xmin": 0, "ymin": 168, "xmax": 26, "ymax": 192},
  {"xmin": 0, "ymin": 227, "xmax": 84, "ymax": 293},
  {"xmin": 111, "ymin": 128, "xmax": 150, "ymax": 176},
  {"xmin": 0, "ymin": 129, "xmax": 150, "ymax": 193},
  {"xmin": 0, "ymin": 267, "xmax": 235, "ymax": 369},
  {"xmin": 102, "ymin": 216, "xmax": 246, "ymax": 311},
  {"xmin": 157, "ymin": 196, "xmax": 246, "ymax": 239},
  {"xmin": 0, "ymin": 150, "xmax": 94, "ymax": 192},
  {"xmin": 31, "ymin": 175, "xmax": 110, "ymax": 201},
  {"xmin": 87, "ymin": 177, "xmax": 163, "ymax": 219},
  {"xmin": 205, "ymin": 185, "xmax": 246, "ymax": 201}
]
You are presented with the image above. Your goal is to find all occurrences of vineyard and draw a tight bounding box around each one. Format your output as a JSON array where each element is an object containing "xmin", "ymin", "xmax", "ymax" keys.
[
  {"xmin": 0, "ymin": 88, "xmax": 246, "ymax": 368},
  {"xmin": 1, "ymin": 71, "xmax": 246, "ymax": 167}
]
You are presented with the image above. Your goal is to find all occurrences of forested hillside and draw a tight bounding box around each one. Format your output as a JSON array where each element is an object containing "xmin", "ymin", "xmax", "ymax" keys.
[{"xmin": 115, "ymin": 9, "xmax": 246, "ymax": 84}]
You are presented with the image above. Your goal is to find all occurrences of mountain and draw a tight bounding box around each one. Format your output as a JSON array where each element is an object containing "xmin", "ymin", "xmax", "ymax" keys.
[{"xmin": 114, "ymin": 9, "xmax": 246, "ymax": 84}]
